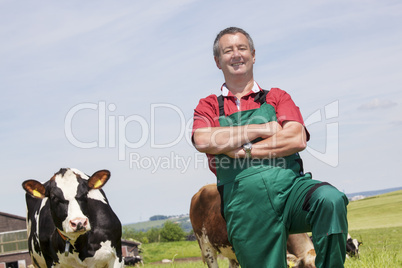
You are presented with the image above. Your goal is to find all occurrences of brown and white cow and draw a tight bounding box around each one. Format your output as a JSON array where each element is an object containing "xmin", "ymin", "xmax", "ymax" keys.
[
  {"xmin": 22, "ymin": 168, "xmax": 123, "ymax": 268},
  {"xmin": 287, "ymin": 233, "xmax": 316, "ymax": 268},
  {"xmin": 190, "ymin": 183, "xmax": 316, "ymax": 268}
]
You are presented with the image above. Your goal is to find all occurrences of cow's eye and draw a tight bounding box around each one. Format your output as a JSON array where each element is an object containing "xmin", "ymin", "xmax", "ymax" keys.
[
  {"xmin": 50, "ymin": 194, "xmax": 59, "ymax": 203},
  {"xmin": 76, "ymin": 194, "xmax": 87, "ymax": 202},
  {"xmin": 50, "ymin": 194, "xmax": 67, "ymax": 205}
]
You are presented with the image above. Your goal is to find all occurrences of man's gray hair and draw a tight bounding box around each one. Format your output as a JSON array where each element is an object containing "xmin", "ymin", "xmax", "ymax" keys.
[{"xmin": 213, "ymin": 27, "xmax": 255, "ymax": 58}]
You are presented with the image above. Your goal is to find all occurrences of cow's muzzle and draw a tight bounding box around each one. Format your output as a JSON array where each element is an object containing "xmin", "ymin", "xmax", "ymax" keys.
[{"xmin": 70, "ymin": 218, "xmax": 89, "ymax": 232}]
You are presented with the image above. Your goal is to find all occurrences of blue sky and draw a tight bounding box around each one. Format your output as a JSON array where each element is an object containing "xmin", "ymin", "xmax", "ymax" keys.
[{"xmin": 1, "ymin": 0, "xmax": 401, "ymax": 224}]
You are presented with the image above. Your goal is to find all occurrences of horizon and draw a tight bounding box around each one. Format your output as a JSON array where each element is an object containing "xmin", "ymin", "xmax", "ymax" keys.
[
  {"xmin": 6, "ymin": 185, "xmax": 402, "ymax": 223},
  {"xmin": 128, "ymin": 185, "xmax": 402, "ymax": 224}
]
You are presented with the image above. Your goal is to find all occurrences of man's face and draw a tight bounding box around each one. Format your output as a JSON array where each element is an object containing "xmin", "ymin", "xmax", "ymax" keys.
[{"xmin": 214, "ymin": 33, "xmax": 255, "ymax": 79}]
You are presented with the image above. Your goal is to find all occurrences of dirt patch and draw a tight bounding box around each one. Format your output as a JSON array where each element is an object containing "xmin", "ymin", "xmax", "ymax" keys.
[
  {"xmin": 150, "ymin": 256, "xmax": 202, "ymax": 264},
  {"xmin": 150, "ymin": 255, "xmax": 227, "ymax": 264}
]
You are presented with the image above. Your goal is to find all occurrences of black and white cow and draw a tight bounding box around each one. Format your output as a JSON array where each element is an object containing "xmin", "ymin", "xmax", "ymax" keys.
[
  {"xmin": 346, "ymin": 234, "xmax": 362, "ymax": 257},
  {"xmin": 22, "ymin": 168, "xmax": 123, "ymax": 268},
  {"xmin": 308, "ymin": 233, "xmax": 362, "ymax": 259}
]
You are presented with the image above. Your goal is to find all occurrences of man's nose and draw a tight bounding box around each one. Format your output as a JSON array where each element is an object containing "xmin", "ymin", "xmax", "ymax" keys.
[{"xmin": 232, "ymin": 49, "xmax": 241, "ymax": 58}]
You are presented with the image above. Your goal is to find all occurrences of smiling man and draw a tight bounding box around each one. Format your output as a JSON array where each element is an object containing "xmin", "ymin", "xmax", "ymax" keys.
[{"xmin": 191, "ymin": 27, "xmax": 349, "ymax": 268}]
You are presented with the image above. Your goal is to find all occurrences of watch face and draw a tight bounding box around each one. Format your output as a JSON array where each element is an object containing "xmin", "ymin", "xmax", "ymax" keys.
[
  {"xmin": 243, "ymin": 143, "xmax": 252, "ymax": 158},
  {"xmin": 244, "ymin": 143, "xmax": 252, "ymax": 151}
]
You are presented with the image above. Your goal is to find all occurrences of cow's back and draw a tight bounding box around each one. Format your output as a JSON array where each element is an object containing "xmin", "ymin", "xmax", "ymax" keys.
[
  {"xmin": 190, "ymin": 184, "xmax": 229, "ymax": 246},
  {"xmin": 190, "ymin": 184, "xmax": 238, "ymax": 267}
]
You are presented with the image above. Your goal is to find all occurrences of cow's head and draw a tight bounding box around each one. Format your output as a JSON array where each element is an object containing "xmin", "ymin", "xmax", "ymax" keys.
[
  {"xmin": 22, "ymin": 168, "xmax": 110, "ymax": 240},
  {"xmin": 346, "ymin": 234, "xmax": 362, "ymax": 257}
]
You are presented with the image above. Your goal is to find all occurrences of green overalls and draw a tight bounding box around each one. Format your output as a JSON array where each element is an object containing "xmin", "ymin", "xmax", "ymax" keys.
[{"xmin": 215, "ymin": 92, "xmax": 349, "ymax": 268}]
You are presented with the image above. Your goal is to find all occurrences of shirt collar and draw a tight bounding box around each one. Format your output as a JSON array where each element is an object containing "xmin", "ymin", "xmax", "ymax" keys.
[{"xmin": 221, "ymin": 81, "xmax": 261, "ymax": 97}]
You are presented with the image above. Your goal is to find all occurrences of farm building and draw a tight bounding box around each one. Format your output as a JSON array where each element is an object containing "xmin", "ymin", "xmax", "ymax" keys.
[
  {"xmin": 0, "ymin": 212, "xmax": 30, "ymax": 268},
  {"xmin": 121, "ymin": 239, "xmax": 143, "ymax": 265}
]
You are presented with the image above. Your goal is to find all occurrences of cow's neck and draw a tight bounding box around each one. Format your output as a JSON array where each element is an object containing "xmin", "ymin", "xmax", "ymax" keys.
[
  {"xmin": 57, "ymin": 229, "xmax": 73, "ymax": 256},
  {"xmin": 57, "ymin": 229, "xmax": 69, "ymax": 241}
]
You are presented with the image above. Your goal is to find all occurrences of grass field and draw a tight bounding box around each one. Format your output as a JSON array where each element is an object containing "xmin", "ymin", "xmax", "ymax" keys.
[
  {"xmin": 132, "ymin": 190, "xmax": 402, "ymax": 267},
  {"xmin": 140, "ymin": 241, "xmax": 201, "ymax": 263},
  {"xmin": 347, "ymin": 190, "xmax": 402, "ymax": 230}
]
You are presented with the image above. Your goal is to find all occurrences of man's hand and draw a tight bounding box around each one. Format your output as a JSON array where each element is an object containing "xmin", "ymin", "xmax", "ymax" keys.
[
  {"xmin": 223, "ymin": 121, "xmax": 282, "ymax": 158},
  {"xmin": 260, "ymin": 121, "xmax": 282, "ymax": 139},
  {"xmin": 252, "ymin": 121, "xmax": 307, "ymax": 158},
  {"xmin": 223, "ymin": 121, "xmax": 307, "ymax": 159},
  {"xmin": 193, "ymin": 121, "xmax": 283, "ymax": 155}
]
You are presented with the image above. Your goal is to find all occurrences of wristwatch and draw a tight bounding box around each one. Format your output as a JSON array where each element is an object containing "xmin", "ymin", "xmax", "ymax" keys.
[{"xmin": 242, "ymin": 142, "xmax": 252, "ymax": 158}]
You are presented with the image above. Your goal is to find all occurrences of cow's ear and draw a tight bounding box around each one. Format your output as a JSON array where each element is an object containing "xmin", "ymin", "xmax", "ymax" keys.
[
  {"xmin": 22, "ymin": 180, "xmax": 46, "ymax": 199},
  {"xmin": 88, "ymin": 170, "xmax": 110, "ymax": 189}
]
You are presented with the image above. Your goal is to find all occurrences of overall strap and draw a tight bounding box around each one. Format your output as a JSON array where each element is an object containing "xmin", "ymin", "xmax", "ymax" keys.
[
  {"xmin": 217, "ymin": 89, "xmax": 269, "ymax": 117},
  {"xmin": 254, "ymin": 89, "xmax": 269, "ymax": 105},
  {"xmin": 217, "ymin": 95, "xmax": 225, "ymax": 117}
]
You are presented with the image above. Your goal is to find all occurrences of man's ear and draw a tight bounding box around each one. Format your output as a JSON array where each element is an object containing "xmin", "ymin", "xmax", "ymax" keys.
[
  {"xmin": 214, "ymin": 56, "xmax": 222, "ymax": 70},
  {"xmin": 252, "ymin": 49, "xmax": 256, "ymax": 64}
]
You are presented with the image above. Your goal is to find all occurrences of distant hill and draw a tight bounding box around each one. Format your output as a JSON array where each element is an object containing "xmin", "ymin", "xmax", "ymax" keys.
[
  {"xmin": 124, "ymin": 215, "xmax": 192, "ymax": 233},
  {"xmin": 123, "ymin": 187, "xmax": 402, "ymax": 232},
  {"xmin": 346, "ymin": 186, "xmax": 402, "ymax": 200}
]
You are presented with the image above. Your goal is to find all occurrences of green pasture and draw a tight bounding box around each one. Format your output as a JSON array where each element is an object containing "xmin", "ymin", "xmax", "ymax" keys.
[
  {"xmin": 141, "ymin": 241, "xmax": 201, "ymax": 263},
  {"xmin": 347, "ymin": 190, "xmax": 402, "ymax": 230},
  {"xmin": 133, "ymin": 190, "xmax": 402, "ymax": 267}
]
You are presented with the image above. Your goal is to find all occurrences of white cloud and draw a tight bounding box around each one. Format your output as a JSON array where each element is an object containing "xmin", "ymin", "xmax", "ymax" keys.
[{"xmin": 358, "ymin": 99, "xmax": 398, "ymax": 110}]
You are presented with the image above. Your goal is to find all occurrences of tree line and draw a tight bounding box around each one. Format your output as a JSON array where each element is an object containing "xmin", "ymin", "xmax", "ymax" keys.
[{"xmin": 122, "ymin": 220, "xmax": 193, "ymax": 244}]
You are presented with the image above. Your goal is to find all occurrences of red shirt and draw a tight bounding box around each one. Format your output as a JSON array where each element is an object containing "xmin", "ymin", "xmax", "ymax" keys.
[{"xmin": 192, "ymin": 83, "xmax": 307, "ymax": 175}]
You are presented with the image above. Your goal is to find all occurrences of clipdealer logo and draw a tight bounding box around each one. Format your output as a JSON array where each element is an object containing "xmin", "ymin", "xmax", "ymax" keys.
[
  {"xmin": 64, "ymin": 100, "xmax": 339, "ymax": 171},
  {"xmin": 304, "ymin": 100, "xmax": 339, "ymax": 167},
  {"xmin": 64, "ymin": 102, "xmax": 193, "ymax": 161}
]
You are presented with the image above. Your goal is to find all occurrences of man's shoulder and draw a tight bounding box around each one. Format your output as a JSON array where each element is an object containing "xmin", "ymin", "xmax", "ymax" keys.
[
  {"xmin": 266, "ymin": 87, "xmax": 284, "ymax": 93},
  {"xmin": 197, "ymin": 94, "xmax": 220, "ymax": 105},
  {"xmin": 194, "ymin": 94, "xmax": 220, "ymax": 115},
  {"xmin": 265, "ymin": 87, "xmax": 289, "ymax": 99}
]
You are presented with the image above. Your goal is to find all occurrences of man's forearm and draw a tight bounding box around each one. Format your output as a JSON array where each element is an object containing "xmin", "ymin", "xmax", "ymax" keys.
[
  {"xmin": 193, "ymin": 122, "xmax": 280, "ymax": 155},
  {"xmin": 225, "ymin": 121, "xmax": 307, "ymax": 159}
]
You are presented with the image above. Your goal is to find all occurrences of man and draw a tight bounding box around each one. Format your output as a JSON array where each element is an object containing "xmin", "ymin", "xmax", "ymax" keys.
[{"xmin": 192, "ymin": 27, "xmax": 349, "ymax": 267}]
